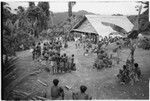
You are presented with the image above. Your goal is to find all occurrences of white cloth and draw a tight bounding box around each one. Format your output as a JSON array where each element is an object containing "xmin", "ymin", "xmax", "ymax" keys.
[{"xmin": 30, "ymin": 49, "xmax": 33, "ymax": 52}]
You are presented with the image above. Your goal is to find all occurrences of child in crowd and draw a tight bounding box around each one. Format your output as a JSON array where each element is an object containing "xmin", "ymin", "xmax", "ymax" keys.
[
  {"xmin": 59, "ymin": 55, "xmax": 64, "ymax": 73},
  {"xmin": 71, "ymin": 54, "xmax": 74, "ymax": 68}
]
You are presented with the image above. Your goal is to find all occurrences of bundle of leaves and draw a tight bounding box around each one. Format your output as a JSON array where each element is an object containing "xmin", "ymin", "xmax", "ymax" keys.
[
  {"xmin": 138, "ymin": 37, "xmax": 150, "ymax": 50},
  {"xmin": 93, "ymin": 51, "xmax": 112, "ymax": 70}
]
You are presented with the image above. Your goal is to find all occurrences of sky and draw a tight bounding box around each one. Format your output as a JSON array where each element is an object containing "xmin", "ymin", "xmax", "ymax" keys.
[{"xmin": 7, "ymin": 1, "xmax": 148, "ymax": 15}]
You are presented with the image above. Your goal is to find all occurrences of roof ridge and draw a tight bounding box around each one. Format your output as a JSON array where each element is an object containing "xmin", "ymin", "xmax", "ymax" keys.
[{"xmin": 85, "ymin": 14, "xmax": 127, "ymax": 17}]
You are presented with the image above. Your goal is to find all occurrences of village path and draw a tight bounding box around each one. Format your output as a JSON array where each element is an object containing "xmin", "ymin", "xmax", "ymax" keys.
[{"xmin": 14, "ymin": 41, "xmax": 149, "ymax": 100}]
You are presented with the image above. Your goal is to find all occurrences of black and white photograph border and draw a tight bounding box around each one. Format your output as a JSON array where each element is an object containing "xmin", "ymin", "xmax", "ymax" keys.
[{"xmin": 1, "ymin": 0, "xmax": 150, "ymax": 100}]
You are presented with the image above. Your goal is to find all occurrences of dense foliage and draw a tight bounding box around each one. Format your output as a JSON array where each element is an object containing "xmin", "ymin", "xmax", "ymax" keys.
[
  {"xmin": 2, "ymin": 2, "xmax": 51, "ymax": 100},
  {"xmin": 2, "ymin": 1, "xmax": 51, "ymax": 54},
  {"xmin": 138, "ymin": 37, "xmax": 150, "ymax": 50}
]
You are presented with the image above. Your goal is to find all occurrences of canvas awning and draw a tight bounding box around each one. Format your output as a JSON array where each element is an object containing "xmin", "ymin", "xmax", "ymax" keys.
[
  {"xmin": 85, "ymin": 15, "xmax": 134, "ymax": 37},
  {"xmin": 71, "ymin": 15, "xmax": 134, "ymax": 38}
]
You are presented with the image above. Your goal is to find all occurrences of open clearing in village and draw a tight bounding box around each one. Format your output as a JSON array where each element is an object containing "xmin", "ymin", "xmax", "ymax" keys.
[{"xmin": 12, "ymin": 41, "xmax": 150, "ymax": 99}]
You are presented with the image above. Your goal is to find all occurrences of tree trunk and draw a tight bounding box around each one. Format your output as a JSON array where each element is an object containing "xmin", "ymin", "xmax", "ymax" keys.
[
  {"xmin": 131, "ymin": 48, "xmax": 135, "ymax": 66},
  {"xmin": 130, "ymin": 39, "xmax": 136, "ymax": 68}
]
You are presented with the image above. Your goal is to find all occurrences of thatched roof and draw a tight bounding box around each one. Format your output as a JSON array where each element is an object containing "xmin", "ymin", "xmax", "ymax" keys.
[{"xmin": 71, "ymin": 15, "xmax": 134, "ymax": 37}]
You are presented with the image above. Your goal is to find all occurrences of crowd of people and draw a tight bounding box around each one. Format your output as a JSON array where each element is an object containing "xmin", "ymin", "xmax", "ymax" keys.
[
  {"xmin": 30, "ymin": 34, "xmax": 142, "ymax": 100},
  {"xmin": 32, "ymin": 39, "xmax": 76, "ymax": 74},
  {"xmin": 82, "ymin": 35, "xmax": 123, "ymax": 56},
  {"xmin": 117, "ymin": 60, "xmax": 141, "ymax": 85}
]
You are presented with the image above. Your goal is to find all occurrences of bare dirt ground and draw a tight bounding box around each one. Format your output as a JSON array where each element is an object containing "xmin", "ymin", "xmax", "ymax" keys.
[{"xmin": 12, "ymin": 41, "xmax": 150, "ymax": 99}]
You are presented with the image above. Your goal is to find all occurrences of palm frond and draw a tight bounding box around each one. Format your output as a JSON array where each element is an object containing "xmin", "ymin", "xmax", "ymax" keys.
[{"xmin": 2, "ymin": 57, "xmax": 19, "ymax": 77}]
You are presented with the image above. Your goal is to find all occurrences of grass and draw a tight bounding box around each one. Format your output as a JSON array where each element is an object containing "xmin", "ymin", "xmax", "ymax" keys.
[{"xmin": 5, "ymin": 41, "xmax": 150, "ymax": 100}]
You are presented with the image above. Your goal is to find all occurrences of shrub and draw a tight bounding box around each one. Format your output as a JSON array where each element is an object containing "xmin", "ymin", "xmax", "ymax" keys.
[{"xmin": 138, "ymin": 37, "xmax": 150, "ymax": 50}]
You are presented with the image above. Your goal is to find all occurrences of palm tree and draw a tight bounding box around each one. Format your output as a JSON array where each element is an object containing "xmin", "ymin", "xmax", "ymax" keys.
[{"xmin": 126, "ymin": 1, "xmax": 149, "ymax": 68}]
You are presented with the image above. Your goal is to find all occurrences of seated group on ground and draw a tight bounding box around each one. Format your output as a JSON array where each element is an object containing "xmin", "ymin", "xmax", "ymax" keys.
[
  {"xmin": 117, "ymin": 60, "xmax": 141, "ymax": 85},
  {"xmin": 93, "ymin": 50, "xmax": 112, "ymax": 70},
  {"xmin": 89, "ymin": 36, "xmax": 123, "ymax": 55},
  {"xmin": 45, "ymin": 79, "xmax": 92, "ymax": 100}
]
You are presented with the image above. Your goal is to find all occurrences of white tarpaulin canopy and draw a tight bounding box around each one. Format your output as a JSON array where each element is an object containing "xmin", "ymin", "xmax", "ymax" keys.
[{"xmin": 85, "ymin": 15, "xmax": 134, "ymax": 37}]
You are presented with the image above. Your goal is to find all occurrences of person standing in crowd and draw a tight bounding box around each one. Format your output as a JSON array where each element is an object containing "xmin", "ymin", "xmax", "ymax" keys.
[
  {"xmin": 36, "ymin": 42, "xmax": 41, "ymax": 59},
  {"xmin": 51, "ymin": 53, "xmax": 56, "ymax": 74},
  {"xmin": 71, "ymin": 54, "xmax": 75, "ymax": 70},
  {"xmin": 63, "ymin": 53, "xmax": 68, "ymax": 72},
  {"xmin": 56, "ymin": 53, "xmax": 61, "ymax": 73},
  {"xmin": 60, "ymin": 55, "xmax": 64, "ymax": 73}
]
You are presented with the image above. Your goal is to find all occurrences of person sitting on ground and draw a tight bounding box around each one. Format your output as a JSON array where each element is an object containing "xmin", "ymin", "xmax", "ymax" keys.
[
  {"xmin": 45, "ymin": 79, "xmax": 64, "ymax": 100},
  {"xmin": 73, "ymin": 85, "xmax": 92, "ymax": 100},
  {"xmin": 59, "ymin": 87, "xmax": 64, "ymax": 100},
  {"xmin": 117, "ymin": 69, "xmax": 123, "ymax": 82},
  {"xmin": 64, "ymin": 42, "xmax": 68, "ymax": 48},
  {"xmin": 122, "ymin": 65, "xmax": 130, "ymax": 84},
  {"xmin": 134, "ymin": 63, "xmax": 141, "ymax": 79}
]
